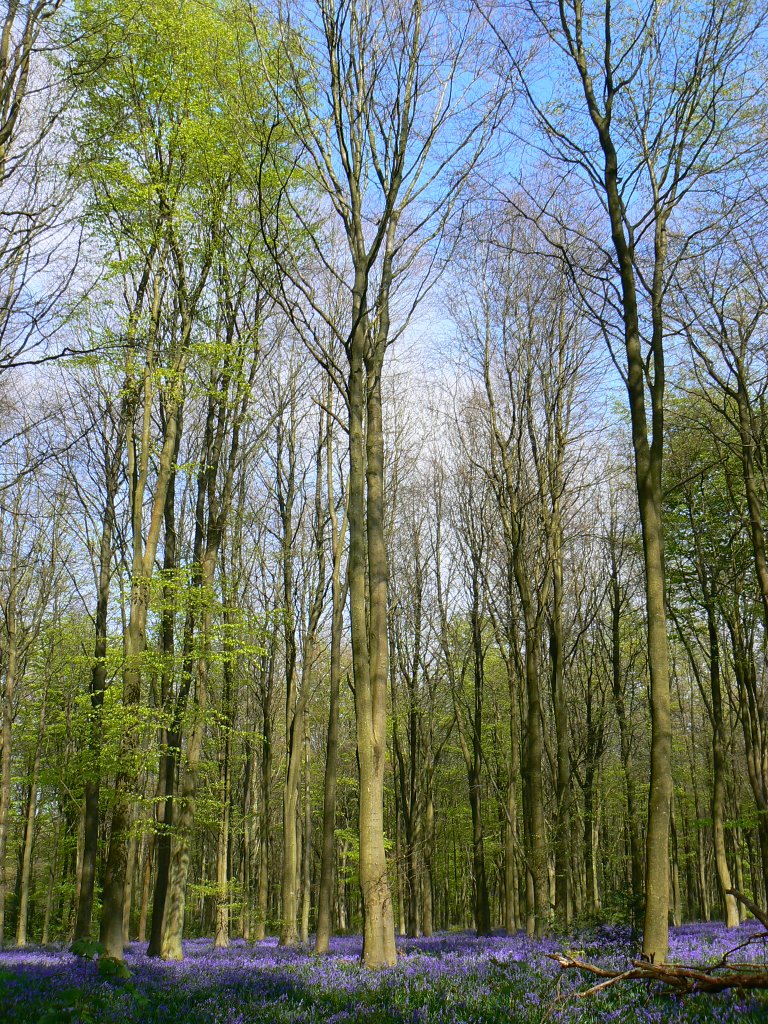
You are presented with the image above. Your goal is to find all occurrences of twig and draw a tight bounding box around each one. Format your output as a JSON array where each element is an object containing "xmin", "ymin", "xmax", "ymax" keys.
[{"xmin": 710, "ymin": 931, "xmax": 768, "ymax": 970}]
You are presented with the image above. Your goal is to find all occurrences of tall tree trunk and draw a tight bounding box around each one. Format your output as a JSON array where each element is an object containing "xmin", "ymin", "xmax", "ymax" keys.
[
  {"xmin": 550, "ymin": 553, "xmax": 570, "ymax": 926},
  {"xmin": 706, "ymin": 605, "xmax": 739, "ymax": 927},
  {"xmin": 254, "ymin": 646, "xmax": 275, "ymax": 942},
  {"xmin": 609, "ymin": 548, "xmax": 644, "ymax": 928},
  {"xmin": 214, "ymin": 637, "xmax": 234, "ymax": 950},
  {"xmin": 670, "ymin": 806, "xmax": 682, "ymax": 926},
  {"xmin": 554, "ymin": 0, "xmax": 675, "ymax": 961},
  {"xmin": 504, "ymin": 772, "xmax": 518, "ymax": 934},
  {"xmin": 608, "ymin": 148, "xmax": 672, "ymax": 966},
  {"xmin": 280, "ymin": 769, "xmax": 300, "ymax": 945},
  {"xmin": 300, "ymin": 724, "xmax": 311, "ymax": 944},
  {"xmin": 100, "ymin": 265, "xmax": 175, "ymax": 963},
  {"xmin": 523, "ymin": 623, "xmax": 548, "ymax": 935},
  {"xmin": 422, "ymin": 781, "xmax": 435, "ymax": 937},
  {"xmin": 138, "ymin": 834, "xmax": 153, "ymax": 943},
  {"xmin": 584, "ymin": 755, "xmax": 599, "ymax": 917},
  {"xmin": 161, "ymin": 587, "xmax": 212, "ymax": 960},
  {"xmin": 240, "ymin": 736, "xmax": 256, "ymax": 941},
  {"xmin": 348, "ymin": 318, "xmax": 396, "ymax": 967},
  {"xmin": 314, "ymin": 475, "xmax": 346, "ymax": 952},
  {"xmin": 0, "ymin": 584, "xmax": 18, "ymax": 946},
  {"xmin": 16, "ymin": 685, "xmax": 46, "ymax": 947},
  {"xmin": 147, "ymin": 458, "xmax": 179, "ymax": 957},
  {"xmin": 214, "ymin": 750, "xmax": 231, "ymax": 948},
  {"xmin": 469, "ymin": 586, "xmax": 491, "ymax": 937},
  {"xmin": 728, "ymin": 613, "xmax": 768, "ymax": 897},
  {"xmin": 74, "ymin": 465, "xmax": 117, "ymax": 942},
  {"xmin": 123, "ymin": 834, "xmax": 137, "ymax": 944}
]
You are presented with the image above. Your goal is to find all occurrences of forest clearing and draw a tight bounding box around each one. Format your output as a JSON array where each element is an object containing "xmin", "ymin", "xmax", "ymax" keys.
[{"xmin": 4, "ymin": 0, "xmax": 768, "ymax": 1020}]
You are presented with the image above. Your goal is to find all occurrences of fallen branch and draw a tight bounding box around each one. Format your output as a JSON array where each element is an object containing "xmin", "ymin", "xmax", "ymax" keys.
[
  {"xmin": 549, "ymin": 890, "xmax": 768, "ymax": 997},
  {"xmin": 547, "ymin": 952, "xmax": 768, "ymax": 997}
]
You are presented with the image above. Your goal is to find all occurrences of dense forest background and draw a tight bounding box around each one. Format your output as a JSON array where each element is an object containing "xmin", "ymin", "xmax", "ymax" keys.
[{"xmin": 2, "ymin": 0, "xmax": 768, "ymax": 971}]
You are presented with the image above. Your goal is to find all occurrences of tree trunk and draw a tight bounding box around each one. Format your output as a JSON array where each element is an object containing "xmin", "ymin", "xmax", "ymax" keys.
[
  {"xmin": 608, "ymin": 151, "xmax": 672, "ymax": 965},
  {"xmin": 214, "ymin": 763, "xmax": 231, "ymax": 948},
  {"xmin": 584, "ymin": 757, "xmax": 598, "ymax": 918},
  {"xmin": 16, "ymin": 684, "xmax": 46, "ymax": 947},
  {"xmin": 706, "ymin": 606, "xmax": 739, "ymax": 927},
  {"xmin": 161, "ymin": 597, "xmax": 211, "ymax": 960},
  {"xmin": 550, "ymin": 553, "xmax": 570, "ymax": 926},
  {"xmin": 422, "ymin": 784, "xmax": 435, "ymax": 937},
  {"xmin": 314, "ymin": 493, "xmax": 345, "ymax": 952},
  {"xmin": 300, "ymin": 724, "xmax": 311, "ymax": 944},
  {"xmin": 123, "ymin": 834, "xmax": 137, "ymax": 944},
  {"xmin": 214, "ymin": 643, "xmax": 234, "ymax": 950},
  {"xmin": 348, "ymin": 318, "xmax": 396, "ymax": 967},
  {"xmin": 138, "ymin": 834, "xmax": 153, "ymax": 943},
  {"xmin": 280, "ymin": 778, "xmax": 300, "ymax": 945},
  {"xmin": 0, "ymin": 583, "xmax": 18, "ymax": 945},
  {"xmin": 147, "ymin": 461, "xmax": 179, "ymax": 957},
  {"xmin": 254, "ymin": 651, "xmax": 274, "ymax": 942},
  {"xmin": 469, "ymin": 584, "xmax": 491, "ymax": 937},
  {"xmin": 74, "ymin": 430, "xmax": 120, "ymax": 943},
  {"xmin": 609, "ymin": 546, "xmax": 644, "ymax": 927},
  {"xmin": 670, "ymin": 807, "xmax": 682, "ymax": 927},
  {"xmin": 524, "ymin": 630, "xmax": 548, "ymax": 935},
  {"xmin": 74, "ymin": 586, "xmax": 110, "ymax": 940},
  {"xmin": 100, "ymin": 268, "xmax": 176, "ymax": 963},
  {"xmin": 15, "ymin": 778, "xmax": 38, "ymax": 948}
]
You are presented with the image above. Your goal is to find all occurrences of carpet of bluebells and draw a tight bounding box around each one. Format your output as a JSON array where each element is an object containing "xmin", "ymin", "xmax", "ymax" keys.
[{"xmin": 1, "ymin": 923, "xmax": 768, "ymax": 1024}]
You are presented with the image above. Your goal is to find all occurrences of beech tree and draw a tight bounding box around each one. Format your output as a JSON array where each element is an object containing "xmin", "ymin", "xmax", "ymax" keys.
[
  {"xmin": 0, "ymin": 1, "xmax": 74, "ymax": 376},
  {"xmin": 260, "ymin": 0, "xmax": 503, "ymax": 967},
  {"xmin": 485, "ymin": 0, "xmax": 766, "ymax": 961},
  {"xmin": 3, "ymin": 0, "xmax": 768, "ymax": 977},
  {"xmin": 65, "ymin": 0, "xmax": 285, "ymax": 961}
]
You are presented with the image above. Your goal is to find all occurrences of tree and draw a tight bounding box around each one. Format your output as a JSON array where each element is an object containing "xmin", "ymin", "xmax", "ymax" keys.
[
  {"xmin": 63, "ymin": 360, "xmax": 126, "ymax": 943},
  {"xmin": 450, "ymin": 209, "xmax": 593, "ymax": 933},
  {"xmin": 487, "ymin": 0, "xmax": 766, "ymax": 961},
  {"xmin": 435, "ymin": 447, "xmax": 493, "ymax": 936},
  {"xmin": 0, "ymin": 1, "xmax": 74, "ymax": 377},
  {"xmin": 65, "ymin": 0, "xmax": 282, "ymax": 961},
  {"xmin": 315, "ymin": 373, "xmax": 349, "ymax": 954},
  {"xmin": 272, "ymin": 361, "xmax": 327, "ymax": 948},
  {"xmin": 0, "ymin": 437, "xmax": 62, "ymax": 944},
  {"xmin": 664, "ymin": 394, "xmax": 744, "ymax": 927},
  {"xmin": 260, "ymin": 0, "xmax": 502, "ymax": 966}
]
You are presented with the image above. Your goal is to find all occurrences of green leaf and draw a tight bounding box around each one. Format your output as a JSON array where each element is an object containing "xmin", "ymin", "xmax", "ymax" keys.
[{"xmin": 71, "ymin": 937, "xmax": 106, "ymax": 960}]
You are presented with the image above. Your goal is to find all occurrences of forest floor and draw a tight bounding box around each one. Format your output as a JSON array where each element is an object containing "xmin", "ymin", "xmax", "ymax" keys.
[{"xmin": 1, "ymin": 923, "xmax": 767, "ymax": 1023}]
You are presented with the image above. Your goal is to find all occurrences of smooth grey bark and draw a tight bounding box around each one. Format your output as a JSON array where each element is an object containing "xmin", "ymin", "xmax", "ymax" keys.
[
  {"xmin": 254, "ymin": 640, "xmax": 275, "ymax": 942},
  {"xmin": 0, "ymin": 548, "xmax": 18, "ymax": 946},
  {"xmin": 264, "ymin": 0, "xmax": 498, "ymax": 962},
  {"xmin": 146, "ymin": 449, "xmax": 180, "ymax": 957},
  {"xmin": 315, "ymin": 395, "xmax": 348, "ymax": 954},
  {"xmin": 73, "ymin": 419, "xmax": 122, "ymax": 943},
  {"xmin": 608, "ymin": 539, "xmax": 644, "ymax": 927},
  {"xmin": 299, "ymin": 724, "xmax": 311, "ymax": 944},
  {"xmin": 160, "ymin": 340, "xmax": 256, "ymax": 960},
  {"xmin": 100, "ymin": 270, "xmax": 186, "ymax": 961},
  {"xmin": 504, "ymin": 0, "xmax": 760, "ymax": 960},
  {"xmin": 214, "ymin": 630, "xmax": 234, "ymax": 950},
  {"xmin": 15, "ymin": 681, "xmax": 46, "ymax": 946}
]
